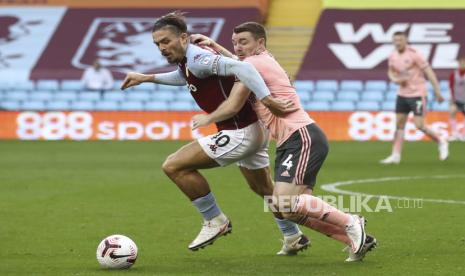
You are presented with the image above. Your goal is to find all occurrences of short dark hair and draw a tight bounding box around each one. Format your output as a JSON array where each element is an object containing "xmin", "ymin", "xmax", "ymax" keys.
[
  {"xmin": 393, "ymin": 31, "xmax": 407, "ymax": 37},
  {"xmin": 233, "ymin": 22, "xmax": 267, "ymax": 44},
  {"xmin": 152, "ymin": 11, "xmax": 187, "ymax": 35}
]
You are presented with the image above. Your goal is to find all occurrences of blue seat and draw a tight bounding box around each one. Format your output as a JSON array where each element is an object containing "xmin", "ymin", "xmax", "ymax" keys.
[
  {"xmin": 112, "ymin": 80, "xmax": 124, "ymax": 90},
  {"xmin": 381, "ymin": 101, "xmax": 396, "ymax": 111},
  {"xmin": 79, "ymin": 91, "xmax": 101, "ymax": 101},
  {"xmin": 312, "ymin": 91, "xmax": 335, "ymax": 101},
  {"xmin": 297, "ymin": 91, "xmax": 311, "ymax": 102},
  {"xmin": 440, "ymin": 80, "xmax": 449, "ymax": 92},
  {"xmin": 175, "ymin": 92, "xmax": 193, "ymax": 101},
  {"xmin": 389, "ymin": 82, "xmax": 399, "ymax": 91},
  {"xmin": 21, "ymin": 101, "xmax": 46, "ymax": 111},
  {"xmin": 71, "ymin": 101, "xmax": 95, "ymax": 111},
  {"xmin": 120, "ymin": 101, "xmax": 144, "ymax": 111},
  {"xmin": 36, "ymin": 80, "xmax": 59, "ymax": 91},
  {"xmin": 0, "ymin": 100, "xmax": 20, "ymax": 110},
  {"xmin": 365, "ymin": 80, "xmax": 388, "ymax": 91},
  {"xmin": 29, "ymin": 91, "xmax": 54, "ymax": 101},
  {"xmin": 55, "ymin": 91, "xmax": 78, "ymax": 101},
  {"xmin": 132, "ymin": 83, "xmax": 156, "ymax": 91},
  {"xmin": 386, "ymin": 91, "xmax": 397, "ymax": 101},
  {"xmin": 169, "ymin": 101, "xmax": 193, "ymax": 111},
  {"xmin": 145, "ymin": 101, "xmax": 169, "ymax": 111},
  {"xmin": 10, "ymin": 81, "xmax": 34, "ymax": 91},
  {"xmin": 95, "ymin": 101, "xmax": 119, "ymax": 111},
  {"xmin": 304, "ymin": 101, "xmax": 330, "ymax": 111},
  {"xmin": 126, "ymin": 92, "xmax": 151, "ymax": 102},
  {"xmin": 340, "ymin": 80, "xmax": 363, "ymax": 91},
  {"xmin": 5, "ymin": 91, "xmax": 28, "ymax": 101},
  {"xmin": 331, "ymin": 101, "xmax": 355, "ymax": 111},
  {"xmin": 104, "ymin": 92, "xmax": 125, "ymax": 101},
  {"xmin": 158, "ymin": 84, "xmax": 181, "ymax": 91},
  {"xmin": 61, "ymin": 80, "xmax": 83, "ymax": 91},
  {"xmin": 294, "ymin": 80, "xmax": 314, "ymax": 91},
  {"xmin": 152, "ymin": 91, "xmax": 176, "ymax": 101},
  {"xmin": 357, "ymin": 101, "xmax": 380, "ymax": 111},
  {"xmin": 337, "ymin": 91, "xmax": 359, "ymax": 101},
  {"xmin": 432, "ymin": 101, "xmax": 449, "ymax": 111},
  {"xmin": 361, "ymin": 91, "xmax": 384, "ymax": 101},
  {"xmin": 47, "ymin": 101, "xmax": 70, "ymax": 111},
  {"xmin": 316, "ymin": 80, "xmax": 338, "ymax": 91}
]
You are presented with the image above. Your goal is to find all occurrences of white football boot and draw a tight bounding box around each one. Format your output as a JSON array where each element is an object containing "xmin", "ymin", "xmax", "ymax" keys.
[
  {"xmin": 276, "ymin": 232, "xmax": 311, "ymax": 256},
  {"xmin": 379, "ymin": 154, "xmax": 401, "ymax": 164},
  {"xmin": 345, "ymin": 234, "xmax": 377, "ymax": 262},
  {"xmin": 345, "ymin": 215, "xmax": 366, "ymax": 254},
  {"xmin": 438, "ymin": 139, "xmax": 449, "ymax": 161},
  {"xmin": 188, "ymin": 213, "xmax": 232, "ymax": 251}
]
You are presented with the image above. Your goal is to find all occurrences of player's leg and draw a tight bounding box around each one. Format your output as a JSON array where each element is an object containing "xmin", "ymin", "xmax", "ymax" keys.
[
  {"xmin": 449, "ymin": 101, "xmax": 459, "ymax": 140},
  {"xmin": 381, "ymin": 96, "xmax": 409, "ymax": 164},
  {"xmin": 457, "ymin": 102, "xmax": 465, "ymax": 140},
  {"xmin": 162, "ymin": 140, "xmax": 231, "ymax": 251},
  {"xmin": 274, "ymin": 124, "xmax": 368, "ymax": 255}
]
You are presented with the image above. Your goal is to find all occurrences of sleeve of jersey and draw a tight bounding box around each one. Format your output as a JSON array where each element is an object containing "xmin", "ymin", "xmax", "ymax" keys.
[
  {"xmin": 413, "ymin": 52, "xmax": 429, "ymax": 69},
  {"xmin": 154, "ymin": 69, "xmax": 187, "ymax": 86}
]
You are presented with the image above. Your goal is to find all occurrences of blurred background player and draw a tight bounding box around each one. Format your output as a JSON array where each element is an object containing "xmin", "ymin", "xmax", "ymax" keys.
[
  {"xmin": 80, "ymin": 59, "xmax": 114, "ymax": 96},
  {"xmin": 191, "ymin": 22, "xmax": 376, "ymax": 262},
  {"xmin": 448, "ymin": 55, "xmax": 465, "ymax": 141},
  {"xmin": 121, "ymin": 12, "xmax": 305, "ymax": 253},
  {"xmin": 380, "ymin": 31, "xmax": 448, "ymax": 164}
]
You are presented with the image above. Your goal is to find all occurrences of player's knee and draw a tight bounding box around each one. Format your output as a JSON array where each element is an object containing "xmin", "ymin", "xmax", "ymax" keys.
[
  {"xmin": 161, "ymin": 154, "xmax": 180, "ymax": 177},
  {"xmin": 281, "ymin": 212, "xmax": 302, "ymax": 223}
]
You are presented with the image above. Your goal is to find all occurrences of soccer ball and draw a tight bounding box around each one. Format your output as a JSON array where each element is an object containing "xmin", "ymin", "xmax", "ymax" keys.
[{"xmin": 96, "ymin": 234, "xmax": 138, "ymax": 269}]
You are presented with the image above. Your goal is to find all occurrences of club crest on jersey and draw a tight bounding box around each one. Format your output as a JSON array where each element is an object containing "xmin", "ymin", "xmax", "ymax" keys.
[{"xmin": 200, "ymin": 56, "xmax": 212, "ymax": 66}]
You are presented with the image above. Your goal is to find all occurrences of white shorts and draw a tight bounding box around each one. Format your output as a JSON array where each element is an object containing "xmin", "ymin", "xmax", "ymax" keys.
[{"xmin": 198, "ymin": 121, "xmax": 269, "ymax": 169}]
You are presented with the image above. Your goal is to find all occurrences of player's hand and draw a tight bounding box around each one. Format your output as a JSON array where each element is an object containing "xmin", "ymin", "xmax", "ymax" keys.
[
  {"xmin": 121, "ymin": 72, "xmax": 152, "ymax": 90},
  {"xmin": 435, "ymin": 93, "xmax": 445, "ymax": 103},
  {"xmin": 191, "ymin": 114, "xmax": 212, "ymax": 130},
  {"xmin": 190, "ymin": 34, "xmax": 213, "ymax": 47},
  {"xmin": 261, "ymin": 96, "xmax": 298, "ymax": 117}
]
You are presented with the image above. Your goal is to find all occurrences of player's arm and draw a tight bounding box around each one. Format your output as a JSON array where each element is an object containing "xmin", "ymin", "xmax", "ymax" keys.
[
  {"xmin": 190, "ymin": 34, "xmax": 236, "ymax": 58},
  {"xmin": 121, "ymin": 70, "xmax": 186, "ymax": 90},
  {"xmin": 191, "ymin": 82, "xmax": 250, "ymax": 130},
  {"xmin": 423, "ymin": 66, "xmax": 444, "ymax": 102}
]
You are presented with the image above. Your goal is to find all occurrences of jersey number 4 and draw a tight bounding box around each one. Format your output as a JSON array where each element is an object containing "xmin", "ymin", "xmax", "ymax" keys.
[{"xmin": 282, "ymin": 154, "xmax": 293, "ymax": 170}]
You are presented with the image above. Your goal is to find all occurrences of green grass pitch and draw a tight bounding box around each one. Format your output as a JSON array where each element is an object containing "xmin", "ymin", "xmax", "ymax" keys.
[{"xmin": 1, "ymin": 140, "xmax": 465, "ymax": 275}]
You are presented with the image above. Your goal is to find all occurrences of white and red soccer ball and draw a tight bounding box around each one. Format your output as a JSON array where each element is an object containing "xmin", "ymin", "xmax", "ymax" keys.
[{"xmin": 96, "ymin": 234, "xmax": 138, "ymax": 269}]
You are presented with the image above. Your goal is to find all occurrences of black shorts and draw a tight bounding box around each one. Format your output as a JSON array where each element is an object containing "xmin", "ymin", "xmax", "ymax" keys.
[
  {"xmin": 395, "ymin": 96, "xmax": 426, "ymax": 116},
  {"xmin": 274, "ymin": 123, "xmax": 329, "ymax": 189},
  {"xmin": 455, "ymin": 101, "xmax": 465, "ymax": 115}
]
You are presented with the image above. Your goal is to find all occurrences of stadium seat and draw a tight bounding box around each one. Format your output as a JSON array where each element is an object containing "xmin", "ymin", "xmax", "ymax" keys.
[
  {"xmin": 47, "ymin": 101, "xmax": 70, "ymax": 111},
  {"xmin": 389, "ymin": 82, "xmax": 399, "ymax": 91},
  {"xmin": 145, "ymin": 101, "xmax": 169, "ymax": 111},
  {"xmin": 432, "ymin": 101, "xmax": 449, "ymax": 111},
  {"xmin": 10, "ymin": 81, "xmax": 34, "ymax": 91},
  {"xmin": 113, "ymin": 80, "xmax": 124, "ymax": 90},
  {"xmin": 54, "ymin": 91, "xmax": 78, "ymax": 101},
  {"xmin": 386, "ymin": 91, "xmax": 397, "ymax": 101},
  {"xmin": 381, "ymin": 101, "xmax": 396, "ymax": 111},
  {"xmin": 312, "ymin": 91, "xmax": 335, "ymax": 101},
  {"xmin": 365, "ymin": 80, "xmax": 388, "ymax": 91},
  {"xmin": 294, "ymin": 80, "xmax": 314, "ymax": 91},
  {"xmin": 120, "ymin": 101, "xmax": 144, "ymax": 111},
  {"xmin": 0, "ymin": 100, "xmax": 20, "ymax": 110},
  {"xmin": 440, "ymin": 80, "xmax": 449, "ymax": 92},
  {"xmin": 5, "ymin": 91, "xmax": 28, "ymax": 101},
  {"xmin": 36, "ymin": 80, "xmax": 59, "ymax": 91},
  {"xmin": 70, "ymin": 101, "xmax": 95, "ymax": 111},
  {"xmin": 340, "ymin": 80, "xmax": 363, "ymax": 91},
  {"xmin": 331, "ymin": 101, "xmax": 355, "ymax": 111},
  {"xmin": 95, "ymin": 101, "xmax": 119, "ymax": 111},
  {"xmin": 175, "ymin": 92, "xmax": 193, "ymax": 102},
  {"xmin": 361, "ymin": 90, "xmax": 384, "ymax": 101},
  {"xmin": 152, "ymin": 91, "xmax": 176, "ymax": 101},
  {"xmin": 304, "ymin": 101, "xmax": 330, "ymax": 111},
  {"xmin": 315, "ymin": 80, "xmax": 338, "ymax": 91},
  {"xmin": 337, "ymin": 91, "xmax": 359, "ymax": 101},
  {"xmin": 103, "ymin": 92, "xmax": 126, "ymax": 101},
  {"xmin": 169, "ymin": 101, "xmax": 194, "ymax": 111},
  {"xmin": 132, "ymin": 83, "xmax": 156, "ymax": 91},
  {"xmin": 126, "ymin": 91, "xmax": 151, "ymax": 102},
  {"xmin": 297, "ymin": 91, "xmax": 311, "ymax": 102},
  {"xmin": 357, "ymin": 101, "xmax": 380, "ymax": 111},
  {"xmin": 29, "ymin": 91, "xmax": 54, "ymax": 101},
  {"xmin": 158, "ymin": 84, "xmax": 182, "ymax": 91},
  {"xmin": 79, "ymin": 91, "xmax": 101, "ymax": 101},
  {"xmin": 60, "ymin": 80, "xmax": 83, "ymax": 91},
  {"xmin": 21, "ymin": 101, "xmax": 46, "ymax": 111}
]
